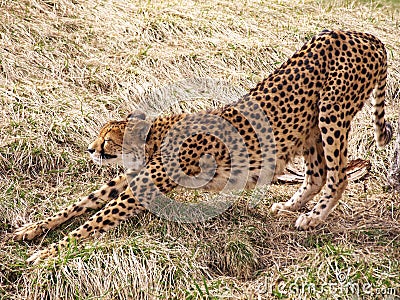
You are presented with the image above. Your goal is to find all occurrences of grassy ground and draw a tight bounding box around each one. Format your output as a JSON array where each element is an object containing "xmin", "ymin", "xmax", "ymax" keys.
[{"xmin": 1, "ymin": 0, "xmax": 399, "ymax": 299}]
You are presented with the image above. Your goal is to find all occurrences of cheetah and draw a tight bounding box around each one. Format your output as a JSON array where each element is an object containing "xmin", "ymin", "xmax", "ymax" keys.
[{"xmin": 14, "ymin": 30, "xmax": 392, "ymax": 264}]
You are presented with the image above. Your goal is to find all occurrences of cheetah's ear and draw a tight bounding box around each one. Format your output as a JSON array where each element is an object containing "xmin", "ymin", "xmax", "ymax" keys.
[
  {"xmin": 126, "ymin": 109, "xmax": 146, "ymax": 121},
  {"xmin": 133, "ymin": 120, "xmax": 151, "ymax": 143},
  {"xmin": 125, "ymin": 109, "xmax": 151, "ymax": 144}
]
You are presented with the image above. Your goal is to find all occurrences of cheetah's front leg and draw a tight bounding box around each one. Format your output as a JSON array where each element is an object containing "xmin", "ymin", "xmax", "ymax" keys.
[
  {"xmin": 14, "ymin": 175, "xmax": 128, "ymax": 241},
  {"xmin": 26, "ymin": 186, "xmax": 144, "ymax": 264},
  {"xmin": 26, "ymin": 158, "xmax": 177, "ymax": 264}
]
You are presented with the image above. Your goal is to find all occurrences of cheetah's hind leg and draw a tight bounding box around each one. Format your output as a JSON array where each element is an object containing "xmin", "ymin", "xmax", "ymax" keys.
[
  {"xmin": 271, "ymin": 131, "xmax": 327, "ymax": 216},
  {"xmin": 295, "ymin": 108, "xmax": 349, "ymax": 230}
]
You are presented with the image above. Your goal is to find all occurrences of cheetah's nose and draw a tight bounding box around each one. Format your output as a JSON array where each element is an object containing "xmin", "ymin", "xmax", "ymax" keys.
[{"xmin": 87, "ymin": 148, "xmax": 95, "ymax": 154}]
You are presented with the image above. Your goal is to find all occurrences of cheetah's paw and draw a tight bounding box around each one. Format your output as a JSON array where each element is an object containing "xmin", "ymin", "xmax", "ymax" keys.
[
  {"xmin": 26, "ymin": 246, "xmax": 57, "ymax": 265},
  {"xmin": 295, "ymin": 213, "xmax": 323, "ymax": 230},
  {"xmin": 13, "ymin": 222, "xmax": 47, "ymax": 241},
  {"xmin": 271, "ymin": 202, "xmax": 291, "ymax": 215}
]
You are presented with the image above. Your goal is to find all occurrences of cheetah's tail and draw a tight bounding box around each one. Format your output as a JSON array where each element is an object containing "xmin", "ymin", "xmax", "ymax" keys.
[{"xmin": 373, "ymin": 59, "xmax": 393, "ymax": 148}]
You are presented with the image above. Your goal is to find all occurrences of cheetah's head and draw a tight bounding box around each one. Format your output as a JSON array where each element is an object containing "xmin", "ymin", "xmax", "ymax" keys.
[{"xmin": 87, "ymin": 110, "xmax": 151, "ymax": 169}]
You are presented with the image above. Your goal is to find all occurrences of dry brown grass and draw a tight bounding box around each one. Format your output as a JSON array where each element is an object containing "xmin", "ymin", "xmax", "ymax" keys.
[{"xmin": 1, "ymin": 0, "xmax": 399, "ymax": 299}]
